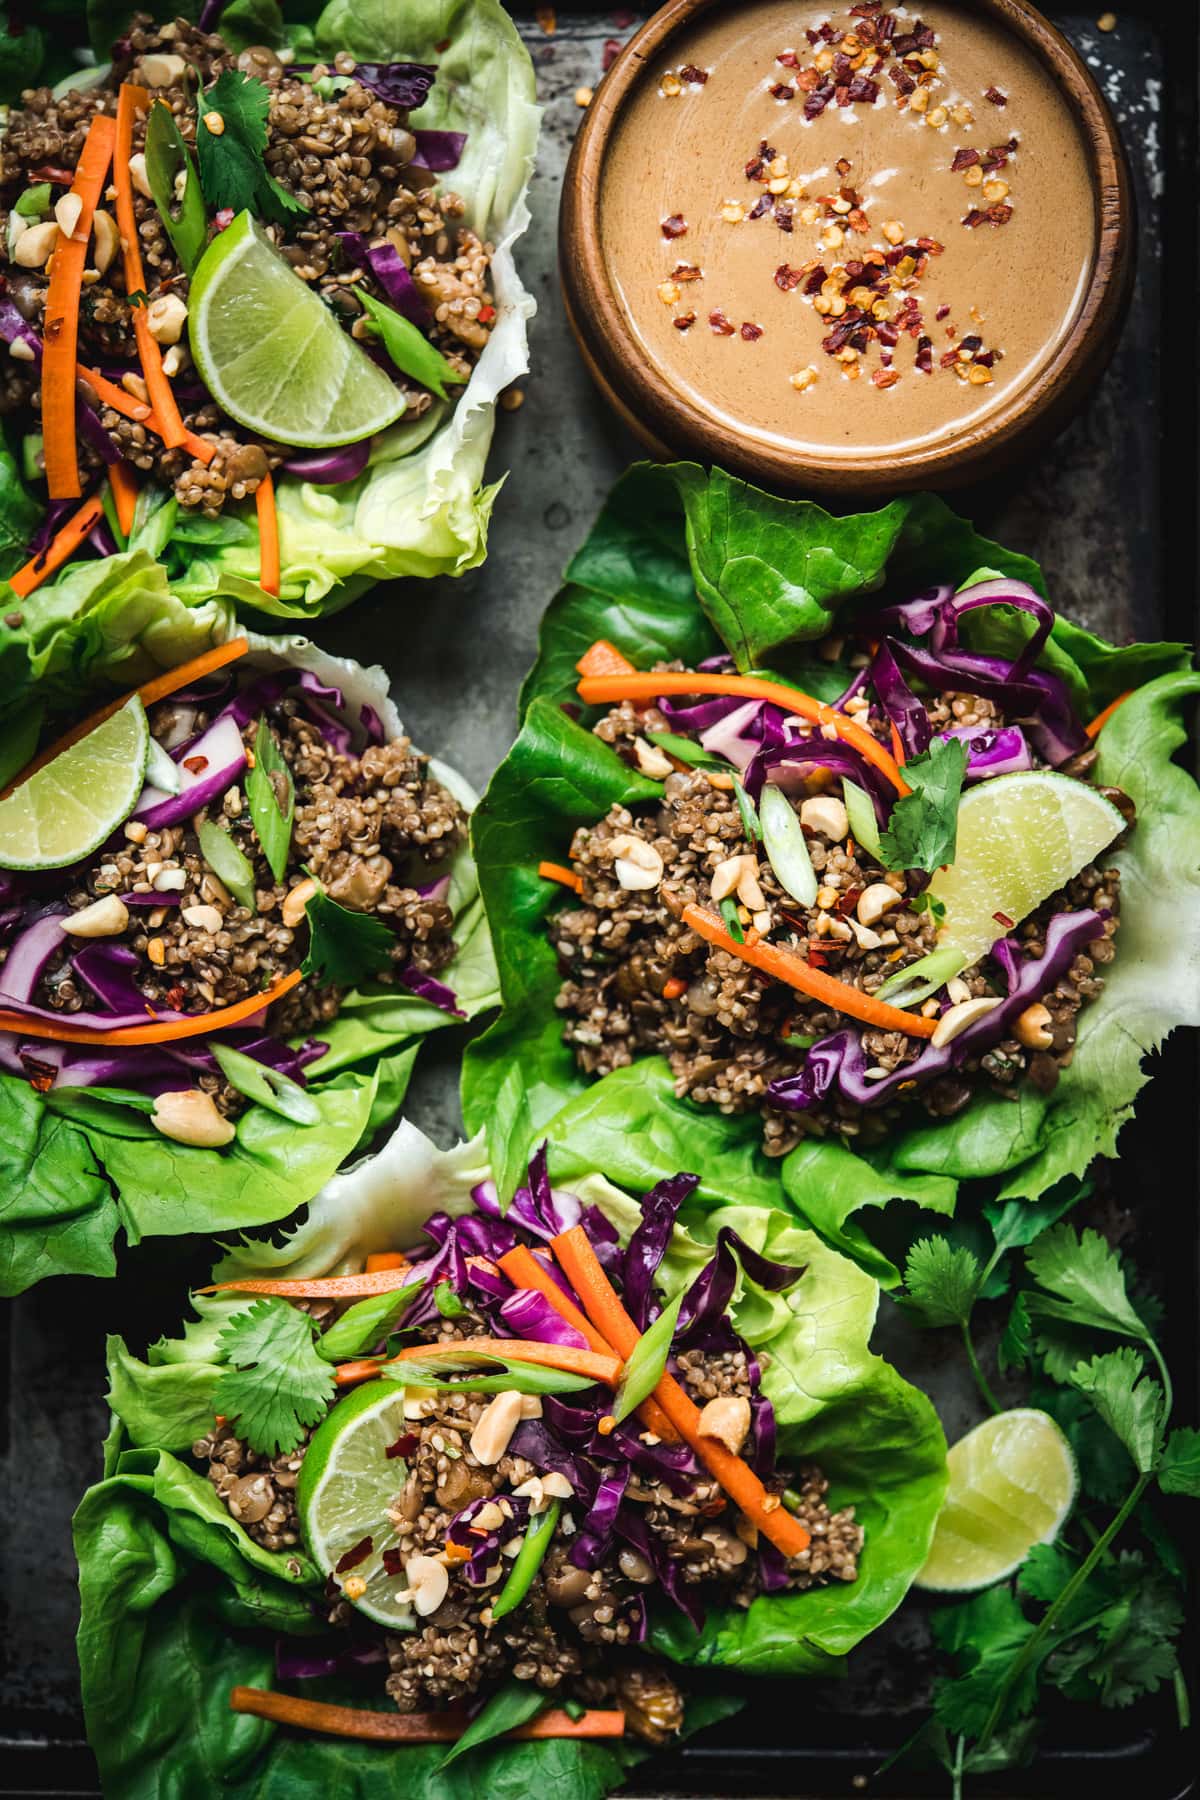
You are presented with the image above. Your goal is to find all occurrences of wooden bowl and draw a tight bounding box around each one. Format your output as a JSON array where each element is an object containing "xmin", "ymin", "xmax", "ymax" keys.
[{"xmin": 560, "ymin": 0, "xmax": 1133, "ymax": 496}]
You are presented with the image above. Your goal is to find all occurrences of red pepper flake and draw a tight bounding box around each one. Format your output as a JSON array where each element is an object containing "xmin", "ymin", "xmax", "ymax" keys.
[
  {"xmin": 847, "ymin": 207, "xmax": 870, "ymax": 233},
  {"xmin": 804, "ymin": 264, "xmax": 828, "ymax": 294},
  {"xmin": 30, "ymin": 165, "xmax": 75, "ymax": 184},
  {"xmin": 962, "ymin": 209, "xmax": 986, "ymax": 229},
  {"xmin": 951, "ymin": 147, "xmax": 980, "ymax": 172},
  {"xmin": 386, "ymin": 1432, "xmax": 419, "ymax": 1460},
  {"xmin": 336, "ymin": 1535, "xmax": 374, "ymax": 1574},
  {"xmin": 741, "ymin": 321, "xmax": 764, "ymax": 341},
  {"xmin": 182, "ymin": 754, "xmax": 209, "ymax": 774},
  {"xmin": 673, "ymin": 312, "xmax": 696, "ymax": 331},
  {"xmin": 837, "ymin": 886, "xmax": 864, "ymax": 916},
  {"xmin": 661, "ymin": 214, "xmax": 688, "ymax": 238},
  {"xmin": 888, "ymin": 62, "xmax": 916, "ymax": 95},
  {"xmin": 776, "ymin": 48, "xmax": 798, "ymax": 67},
  {"xmin": 679, "ymin": 63, "xmax": 709, "ymax": 84},
  {"xmin": 166, "ymin": 984, "xmax": 187, "ymax": 1009},
  {"xmin": 775, "ymin": 202, "xmax": 794, "ymax": 233},
  {"xmin": 993, "ymin": 911, "xmax": 1015, "ymax": 928},
  {"xmin": 477, "ymin": 304, "xmax": 496, "ymax": 325},
  {"xmin": 748, "ymin": 193, "xmax": 775, "ymax": 219},
  {"xmin": 771, "ymin": 81, "xmax": 796, "ymax": 99},
  {"xmin": 775, "ymin": 264, "xmax": 804, "ymax": 291},
  {"xmin": 601, "ymin": 37, "xmax": 622, "ymax": 71},
  {"xmin": 834, "ymin": 83, "xmax": 850, "ymax": 106},
  {"xmin": 382, "ymin": 1547, "xmax": 404, "ymax": 1576},
  {"xmin": 915, "ymin": 335, "xmax": 934, "ymax": 374},
  {"xmin": 984, "ymin": 85, "xmax": 1008, "ymax": 106},
  {"xmin": 987, "ymin": 203, "xmax": 1013, "ymax": 225},
  {"xmin": 796, "ymin": 65, "xmax": 820, "ymax": 92},
  {"xmin": 935, "ymin": 303, "xmax": 951, "ymax": 321},
  {"xmin": 836, "ymin": 156, "xmax": 853, "ymax": 176},
  {"xmin": 850, "ymin": 1, "xmax": 883, "ymax": 13},
  {"xmin": 806, "ymin": 947, "xmax": 829, "ymax": 969},
  {"xmin": 708, "ymin": 310, "xmax": 736, "ymax": 336},
  {"xmin": 870, "ymin": 367, "xmax": 899, "ymax": 390},
  {"xmin": 940, "ymin": 347, "xmax": 961, "ymax": 368},
  {"xmin": 672, "ymin": 263, "xmax": 702, "ymax": 281}
]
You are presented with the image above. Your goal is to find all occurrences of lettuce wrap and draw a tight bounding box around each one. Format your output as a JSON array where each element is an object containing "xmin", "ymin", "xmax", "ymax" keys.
[
  {"xmin": 0, "ymin": 628, "xmax": 498, "ymax": 1293},
  {"xmin": 462, "ymin": 464, "xmax": 1200, "ymax": 1283},
  {"xmin": 0, "ymin": 0, "xmax": 538, "ymax": 662},
  {"xmin": 76, "ymin": 1081, "xmax": 947, "ymax": 1794}
]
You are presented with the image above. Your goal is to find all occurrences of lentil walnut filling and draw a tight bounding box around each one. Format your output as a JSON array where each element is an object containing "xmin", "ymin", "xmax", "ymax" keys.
[
  {"xmin": 0, "ymin": 14, "xmax": 497, "ymax": 515},
  {"xmin": 550, "ymin": 679, "xmax": 1127, "ymax": 1157}
]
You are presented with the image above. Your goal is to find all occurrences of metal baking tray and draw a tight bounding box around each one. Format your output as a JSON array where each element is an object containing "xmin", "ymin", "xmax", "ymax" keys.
[{"xmin": 1, "ymin": 4, "xmax": 1196, "ymax": 1793}]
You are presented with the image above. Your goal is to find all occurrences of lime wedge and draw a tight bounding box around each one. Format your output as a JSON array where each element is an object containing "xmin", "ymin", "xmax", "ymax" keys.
[
  {"xmin": 187, "ymin": 211, "xmax": 407, "ymax": 447},
  {"xmin": 916, "ymin": 1408, "xmax": 1077, "ymax": 1593},
  {"xmin": 0, "ymin": 696, "xmax": 149, "ymax": 870},
  {"xmin": 297, "ymin": 1379, "xmax": 416, "ymax": 1630},
  {"xmin": 929, "ymin": 771, "xmax": 1125, "ymax": 969}
]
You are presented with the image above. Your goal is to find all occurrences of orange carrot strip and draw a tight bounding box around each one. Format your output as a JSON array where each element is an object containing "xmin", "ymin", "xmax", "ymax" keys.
[
  {"xmin": 538, "ymin": 860, "xmax": 583, "ymax": 895},
  {"xmin": 365, "ymin": 1252, "xmax": 409, "ymax": 1273},
  {"xmin": 550, "ymin": 1225, "xmax": 810, "ymax": 1559},
  {"xmin": 1085, "ymin": 690, "xmax": 1133, "ymax": 740},
  {"xmin": 198, "ymin": 1266, "xmax": 412, "ymax": 1300},
  {"xmin": 576, "ymin": 656, "xmax": 910, "ymax": 797},
  {"xmin": 115, "ymin": 84, "xmax": 186, "ymax": 449},
  {"xmin": 108, "ymin": 460, "xmax": 138, "ymax": 537},
  {"xmin": 0, "ymin": 967, "xmax": 302, "ymax": 1047},
  {"xmin": 333, "ymin": 1335, "xmax": 621, "ymax": 1389},
  {"xmin": 575, "ymin": 639, "xmax": 637, "ymax": 680},
  {"xmin": 889, "ymin": 720, "xmax": 906, "ymax": 767},
  {"xmin": 8, "ymin": 495, "xmax": 105, "ymax": 600},
  {"xmin": 76, "ymin": 365, "xmax": 216, "ymax": 464},
  {"xmin": 498, "ymin": 1246, "xmax": 679, "ymax": 1444},
  {"xmin": 42, "ymin": 113, "xmax": 117, "ymax": 499},
  {"xmin": 682, "ymin": 900, "xmax": 937, "ymax": 1039},
  {"xmin": 1, "ymin": 637, "xmax": 249, "ymax": 800},
  {"xmin": 255, "ymin": 470, "xmax": 280, "ymax": 596},
  {"xmin": 228, "ymin": 1688, "xmax": 624, "ymax": 1744}
]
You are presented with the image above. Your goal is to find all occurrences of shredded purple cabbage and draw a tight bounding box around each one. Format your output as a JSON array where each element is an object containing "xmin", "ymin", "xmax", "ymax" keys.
[
  {"xmin": 349, "ymin": 61, "xmax": 437, "ymax": 110},
  {"xmin": 568, "ymin": 1466, "xmax": 629, "ymax": 1570},
  {"xmin": 769, "ymin": 909, "xmax": 1105, "ymax": 1111},
  {"xmin": 940, "ymin": 723, "xmax": 1033, "ymax": 779},
  {"xmin": 499, "ymin": 1287, "xmax": 588, "ymax": 1351},
  {"xmin": 397, "ymin": 966, "xmax": 464, "ymax": 1017},
  {"xmin": 446, "ymin": 1493, "xmax": 530, "ymax": 1585},
  {"xmin": 410, "ymin": 128, "xmax": 468, "ymax": 172},
  {"xmin": 622, "ymin": 1173, "xmax": 699, "ymax": 1330},
  {"xmin": 742, "ymin": 736, "xmax": 895, "ymax": 820},
  {"xmin": 135, "ymin": 714, "xmax": 247, "ymax": 832},
  {"xmin": 0, "ymin": 910, "xmax": 69, "ymax": 1005},
  {"xmin": 70, "ymin": 941, "xmax": 144, "ymax": 1014},
  {"xmin": 676, "ymin": 1228, "xmax": 804, "ymax": 1346},
  {"xmin": 337, "ymin": 232, "xmax": 433, "ymax": 330},
  {"xmin": 282, "ymin": 440, "xmax": 372, "ymax": 484}
]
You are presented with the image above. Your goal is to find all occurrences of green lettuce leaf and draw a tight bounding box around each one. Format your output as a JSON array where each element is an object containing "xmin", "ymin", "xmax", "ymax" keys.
[
  {"xmin": 80, "ymin": 1100, "xmax": 945, "ymax": 1793},
  {"xmin": 464, "ymin": 464, "xmax": 1198, "ymax": 1283},
  {"xmin": 0, "ymin": 639, "xmax": 497, "ymax": 1293},
  {"xmin": 3, "ymin": 0, "xmax": 539, "ymax": 627}
]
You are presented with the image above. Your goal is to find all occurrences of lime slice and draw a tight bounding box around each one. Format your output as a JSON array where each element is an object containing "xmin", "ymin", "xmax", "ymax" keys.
[
  {"xmin": 929, "ymin": 771, "xmax": 1125, "ymax": 969},
  {"xmin": 0, "ymin": 696, "xmax": 149, "ymax": 870},
  {"xmin": 188, "ymin": 211, "xmax": 407, "ymax": 448},
  {"xmin": 916, "ymin": 1408, "xmax": 1077, "ymax": 1593},
  {"xmin": 297, "ymin": 1379, "xmax": 417, "ymax": 1630}
]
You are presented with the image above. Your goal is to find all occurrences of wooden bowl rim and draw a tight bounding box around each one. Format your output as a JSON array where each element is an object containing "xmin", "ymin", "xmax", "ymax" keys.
[{"xmin": 560, "ymin": 0, "xmax": 1133, "ymax": 491}]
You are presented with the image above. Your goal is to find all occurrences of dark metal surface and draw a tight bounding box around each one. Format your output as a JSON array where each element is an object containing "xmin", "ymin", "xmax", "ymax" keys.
[{"xmin": 1, "ymin": 5, "xmax": 1197, "ymax": 1795}]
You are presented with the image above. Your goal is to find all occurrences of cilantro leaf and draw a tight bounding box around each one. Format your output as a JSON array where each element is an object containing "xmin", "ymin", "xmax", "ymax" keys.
[
  {"xmin": 931, "ymin": 1587, "xmax": 1040, "ymax": 1738},
  {"xmin": 1158, "ymin": 1425, "xmax": 1200, "ymax": 1497},
  {"xmin": 212, "ymin": 1298, "xmax": 335, "ymax": 1456},
  {"xmin": 997, "ymin": 1290, "xmax": 1032, "ymax": 1374},
  {"xmin": 1068, "ymin": 1348, "xmax": 1165, "ymax": 1474},
  {"xmin": 1016, "ymin": 1541, "xmax": 1077, "ymax": 1606},
  {"xmin": 1024, "ymin": 1226, "xmax": 1152, "ymax": 1344},
  {"xmin": 301, "ymin": 885, "xmax": 395, "ymax": 987},
  {"xmin": 1032, "ymin": 1382, "xmax": 1134, "ymax": 1504},
  {"xmin": 900, "ymin": 1236, "xmax": 981, "ymax": 1328},
  {"xmin": 878, "ymin": 736, "xmax": 967, "ymax": 873},
  {"xmin": 196, "ymin": 70, "xmax": 308, "ymax": 224},
  {"xmin": 1042, "ymin": 1553, "xmax": 1183, "ymax": 1709},
  {"xmin": 246, "ymin": 715, "xmax": 294, "ymax": 883}
]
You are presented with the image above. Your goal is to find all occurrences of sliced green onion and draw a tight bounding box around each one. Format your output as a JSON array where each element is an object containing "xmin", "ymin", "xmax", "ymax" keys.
[
  {"xmin": 873, "ymin": 944, "xmax": 967, "ymax": 1008},
  {"xmin": 318, "ymin": 1281, "xmax": 425, "ymax": 1362},
  {"xmin": 377, "ymin": 1354, "xmax": 592, "ymax": 1397},
  {"xmin": 15, "ymin": 182, "xmax": 51, "ymax": 218},
  {"xmin": 719, "ymin": 894, "xmax": 745, "ymax": 942},
  {"xmin": 781, "ymin": 1032, "xmax": 815, "ymax": 1050},
  {"xmin": 144, "ymin": 734, "xmax": 182, "ymax": 796},
  {"xmin": 610, "ymin": 1291, "xmax": 684, "ymax": 1425},
  {"xmin": 760, "ymin": 784, "xmax": 817, "ymax": 907},
  {"xmin": 197, "ymin": 817, "xmax": 257, "ymax": 912},
  {"xmin": 843, "ymin": 779, "xmax": 883, "ymax": 863},
  {"xmin": 358, "ymin": 289, "xmax": 465, "ymax": 402},
  {"xmin": 144, "ymin": 101, "xmax": 208, "ymax": 275},
  {"xmin": 490, "ymin": 1500, "xmax": 562, "ymax": 1624},
  {"xmin": 732, "ymin": 776, "xmax": 761, "ymax": 842},
  {"xmin": 21, "ymin": 433, "xmax": 43, "ymax": 483},
  {"xmin": 245, "ymin": 716, "xmax": 295, "ymax": 884},
  {"xmin": 210, "ymin": 1042, "xmax": 320, "ymax": 1125},
  {"xmin": 645, "ymin": 729, "xmax": 726, "ymax": 770}
]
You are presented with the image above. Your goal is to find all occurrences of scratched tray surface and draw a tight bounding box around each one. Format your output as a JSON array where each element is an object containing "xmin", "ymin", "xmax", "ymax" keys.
[{"xmin": 1, "ymin": 7, "xmax": 1196, "ymax": 1796}]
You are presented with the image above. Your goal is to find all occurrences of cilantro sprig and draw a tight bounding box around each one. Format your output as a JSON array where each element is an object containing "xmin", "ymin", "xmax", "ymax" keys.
[
  {"xmin": 300, "ymin": 882, "xmax": 395, "ymax": 987},
  {"xmin": 896, "ymin": 1207, "xmax": 1200, "ymax": 1793},
  {"xmin": 211, "ymin": 1298, "xmax": 335, "ymax": 1457},
  {"xmin": 196, "ymin": 70, "xmax": 309, "ymax": 225},
  {"xmin": 877, "ymin": 734, "xmax": 967, "ymax": 873}
]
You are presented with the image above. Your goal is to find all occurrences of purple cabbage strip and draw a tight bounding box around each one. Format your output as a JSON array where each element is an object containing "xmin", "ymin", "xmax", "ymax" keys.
[
  {"xmin": 70, "ymin": 941, "xmax": 143, "ymax": 1014},
  {"xmin": 747, "ymin": 1392, "xmax": 777, "ymax": 1478},
  {"xmin": 360, "ymin": 704, "xmax": 385, "ymax": 745},
  {"xmin": 509, "ymin": 1418, "xmax": 596, "ymax": 1498},
  {"xmin": 337, "ymin": 232, "xmax": 433, "ymax": 330},
  {"xmin": 119, "ymin": 891, "xmax": 180, "ymax": 908},
  {"xmin": 586, "ymin": 1418, "xmax": 699, "ymax": 1496},
  {"xmin": 657, "ymin": 693, "xmax": 790, "ymax": 774},
  {"xmin": 0, "ymin": 308, "xmax": 121, "ymax": 481},
  {"xmin": 869, "ymin": 639, "xmax": 932, "ymax": 758},
  {"xmin": 0, "ymin": 910, "xmax": 69, "ymax": 1005},
  {"xmin": 676, "ymin": 1227, "xmax": 805, "ymax": 1346},
  {"xmin": 768, "ymin": 909, "xmax": 1105, "ymax": 1111},
  {"xmin": 275, "ymin": 1638, "xmax": 385, "ymax": 1681},
  {"xmin": 397, "ymin": 966, "xmax": 465, "ymax": 1018},
  {"xmin": 499, "ymin": 1287, "xmax": 588, "ymax": 1351},
  {"xmin": 758, "ymin": 1538, "xmax": 792, "ymax": 1593},
  {"xmin": 568, "ymin": 1466, "xmax": 629, "ymax": 1571},
  {"xmin": 940, "ymin": 723, "xmax": 1033, "ymax": 780},
  {"xmin": 410, "ymin": 128, "xmax": 468, "ymax": 172},
  {"xmin": 622, "ymin": 1173, "xmax": 699, "ymax": 1331},
  {"xmin": 134, "ymin": 714, "xmax": 247, "ymax": 832},
  {"xmin": 614, "ymin": 1502, "xmax": 705, "ymax": 1633},
  {"xmin": 446, "ymin": 1493, "xmax": 530, "ymax": 1585},
  {"xmin": 349, "ymin": 61, "xmax": 437, "ymax": 111},
  {"xmin": 415, "ymin": 873, "xmax": 452, "ymax": 904},
  {"xmin": 741, "ymin": 735, "xmax": 895, "ymax": 820},
  {"xmin": 282, "ymin": 439, "xmax": 372, "ymax": 485},
  {"xmin": 832, "ymin": 664, "xmax": 871, "ymax": 712}
]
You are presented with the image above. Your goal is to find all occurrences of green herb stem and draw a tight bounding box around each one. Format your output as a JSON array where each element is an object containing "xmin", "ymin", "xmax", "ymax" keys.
[
  {"xmin": 975, "ymin": 1472, "xmax": 1152, "ymax": 1752},
  {"xmin": 961, "ymin": 1321, "xmax": 1002, "ymax": 1417}
]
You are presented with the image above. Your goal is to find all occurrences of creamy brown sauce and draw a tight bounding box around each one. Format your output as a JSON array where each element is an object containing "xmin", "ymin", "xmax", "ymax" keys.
[{"xmin": 601, "ymin": 1, "xmax": 1097, "ymax": 457}]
